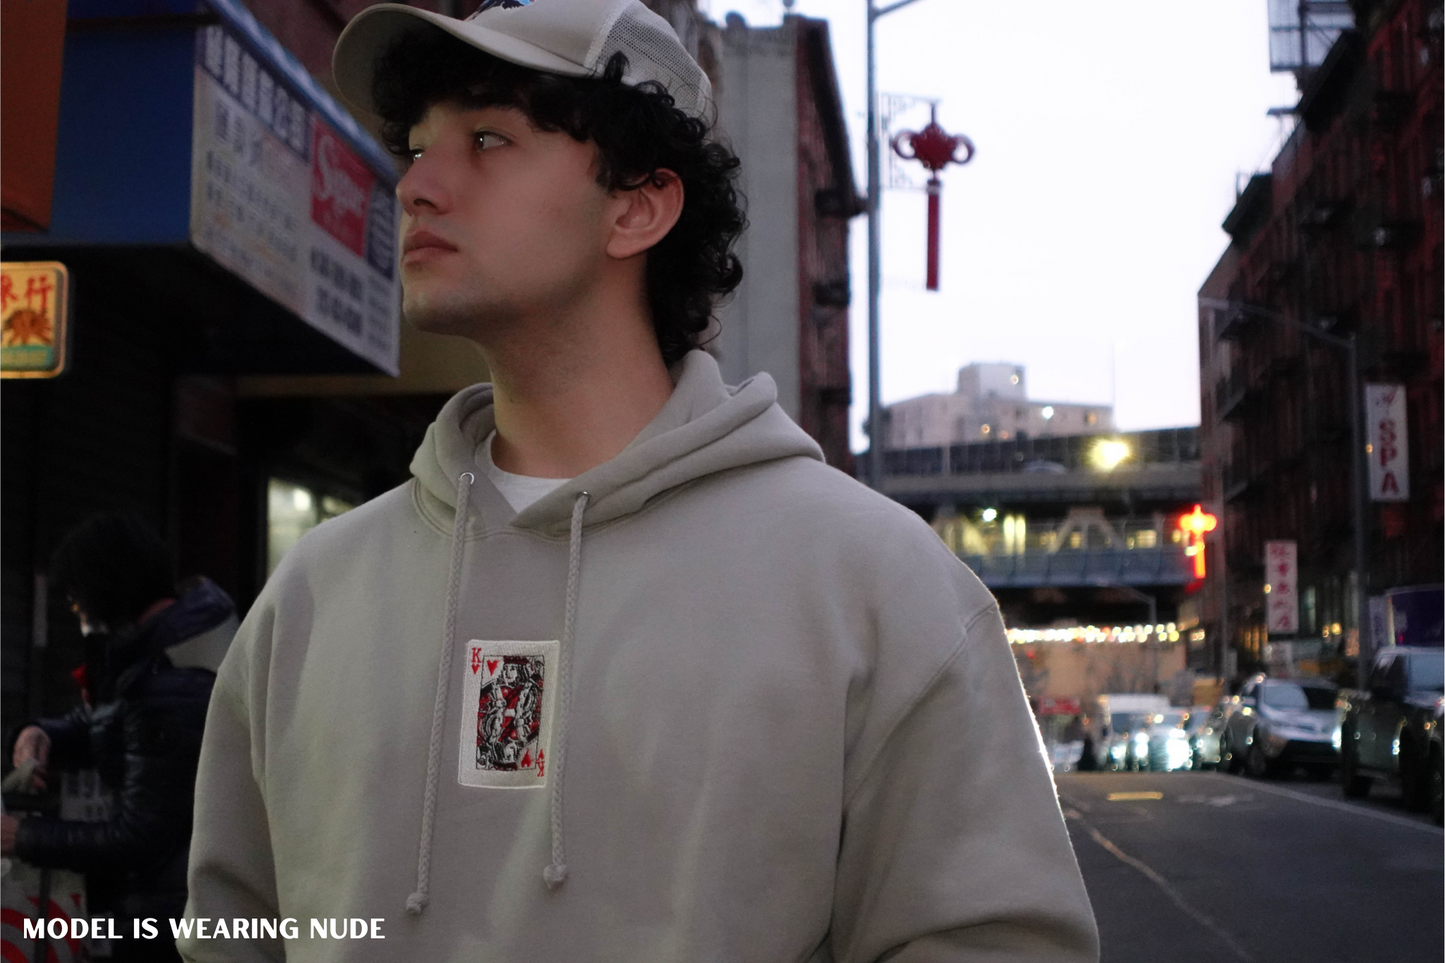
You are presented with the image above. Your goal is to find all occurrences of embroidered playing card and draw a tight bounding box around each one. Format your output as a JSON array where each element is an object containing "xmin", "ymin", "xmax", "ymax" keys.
[{"xmin": 458, "ymin": 640, "xmax": 559, "ymax": 789}]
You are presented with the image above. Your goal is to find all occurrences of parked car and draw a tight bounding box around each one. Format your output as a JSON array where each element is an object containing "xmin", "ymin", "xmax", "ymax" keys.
[
  {"xmin": 1220, "ymin": 674, "xmax": 1339, "ymax": 778},
  {"xmin": 1429, "ymin": 699, "xmax": 1443, "ymax": 825},
  {"xmin": 1142, "ymin": 708, "xmax": 1193, "ymax": 771},
  {"xmin": 1186, "ymin": 702, "xmax": 1227, "ymax": 770},
  {"xmin": 1100, "ymin": 712, "xmax": 1148, "ymax": 770},
  {"xmin": 1096, "ymin": 693, "xmax": 1169, "ymax": 771},
  {"xmin": 1338, "ymin": 646, "xmax": 1445, "ymax": 812}
]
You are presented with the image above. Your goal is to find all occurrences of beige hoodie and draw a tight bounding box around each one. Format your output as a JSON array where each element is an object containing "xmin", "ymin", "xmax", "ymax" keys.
[{"xmin": 181, "ymin": 351, "xmax": 1098, "ymax": 962}]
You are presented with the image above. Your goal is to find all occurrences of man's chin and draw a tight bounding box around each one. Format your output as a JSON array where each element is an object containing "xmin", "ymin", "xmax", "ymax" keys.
[{"xmin": 402, "ymin": 298, "xmax": 486, "ymax": 339}]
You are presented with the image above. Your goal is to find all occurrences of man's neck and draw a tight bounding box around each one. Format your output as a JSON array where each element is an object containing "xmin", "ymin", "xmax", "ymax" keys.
[{"xmin": 480, "ymin": 303, "xmax": 676, "ymax": 479}]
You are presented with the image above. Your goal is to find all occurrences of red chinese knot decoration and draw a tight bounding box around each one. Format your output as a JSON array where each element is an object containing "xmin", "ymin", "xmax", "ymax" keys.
[
  {"xmin": 890, "ymin": 106, "xmax": 976, "ymax": 291},
  {"xmin": 1177, "ymin": 504, "xmax": 1218, "ymax": 580}
]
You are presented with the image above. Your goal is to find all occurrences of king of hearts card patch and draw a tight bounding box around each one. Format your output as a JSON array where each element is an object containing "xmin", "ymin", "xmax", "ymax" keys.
[{"xmin": 458, "ymin": 640, "xmax": 559, "ymax": 789}]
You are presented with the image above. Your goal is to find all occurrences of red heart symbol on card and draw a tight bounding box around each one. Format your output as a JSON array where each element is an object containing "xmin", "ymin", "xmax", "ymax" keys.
[
  {"xmin": 487, "ymin": 659, "xmax": 499, "ymax": 675},
  {"xmin": 470, "ymin": 650, "xmax": 482, "ymax": 675}
]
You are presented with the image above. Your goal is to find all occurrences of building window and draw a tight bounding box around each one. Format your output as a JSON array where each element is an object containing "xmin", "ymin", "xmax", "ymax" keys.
[{"xmin": 267, "ymin": 478, "xmax": 355, "ymax": 576}]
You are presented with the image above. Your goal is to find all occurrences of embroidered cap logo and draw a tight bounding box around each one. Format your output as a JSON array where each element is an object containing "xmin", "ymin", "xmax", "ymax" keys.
[{"xmin": 471, "ymin": 0, "xmax": 533, "ymax": 16}]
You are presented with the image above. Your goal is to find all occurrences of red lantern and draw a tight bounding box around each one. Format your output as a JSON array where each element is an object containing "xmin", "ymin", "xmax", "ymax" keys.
[
  {"xmin": 1177, "ymin": 505, "xmax": 1218, "ymax": 580},
  {"xmin": 890, "ymin": 105, "xmax": 975, "ymax": 291}
]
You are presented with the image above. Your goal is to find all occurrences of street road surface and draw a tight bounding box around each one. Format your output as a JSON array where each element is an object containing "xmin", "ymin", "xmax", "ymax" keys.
[{"xmin": 1058, "ymin": 772, "xmax": 1443, "ymax": 963}]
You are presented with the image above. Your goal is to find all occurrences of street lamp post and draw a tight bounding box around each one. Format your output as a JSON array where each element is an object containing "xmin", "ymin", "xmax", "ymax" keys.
[
  {"xmin": 866, "ymin": 0, "xmax": 927, "ymax": 489},
  {"xmin": 1199, "ymin": 298, "xmax": 1370, "ymax": 686}
]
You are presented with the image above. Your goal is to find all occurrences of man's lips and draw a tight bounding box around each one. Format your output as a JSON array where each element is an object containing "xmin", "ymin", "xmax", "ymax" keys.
[{"xmin": 402, "ymin": 230, "xmax": 458, "ymax": 262}]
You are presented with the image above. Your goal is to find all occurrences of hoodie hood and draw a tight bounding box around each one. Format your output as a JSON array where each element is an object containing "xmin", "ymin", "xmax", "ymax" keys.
[{"xmin": 409, "ymin": 350, "xmax": 824, "ymax": 535}]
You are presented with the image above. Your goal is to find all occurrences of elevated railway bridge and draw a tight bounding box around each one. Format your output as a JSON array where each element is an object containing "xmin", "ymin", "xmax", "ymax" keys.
[{"xmin": 874, "ymin": 427, "xmax": 1204, "ymax": 635}]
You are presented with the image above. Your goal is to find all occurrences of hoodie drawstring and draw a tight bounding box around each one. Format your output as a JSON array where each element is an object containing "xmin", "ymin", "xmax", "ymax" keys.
[
  {"xmin": 407, "ymin": 471, "xmax": 475, "ymax": 916},
  {"xmin": 543, "ymin": 490, "xmax": 590, "ymax": 888}
]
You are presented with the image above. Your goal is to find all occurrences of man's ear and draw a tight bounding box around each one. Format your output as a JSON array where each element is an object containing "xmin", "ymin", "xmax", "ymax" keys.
[{"xmin": 605, "ymin": 170, "xmax": 684, "ymax": 260}]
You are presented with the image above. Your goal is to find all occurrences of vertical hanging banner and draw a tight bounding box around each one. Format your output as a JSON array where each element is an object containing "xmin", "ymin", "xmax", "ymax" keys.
[
  {"xmin": 1264, "ymin": 540, "xmax": 1298, "ymax": 635},
  {"xmin": 1365, "ymin": 384, "xmax": 1409, "ymax": 501},
  {"xmin": 0, "ymin": 261, "xmax": 69, "ymax": 378},
  {"xmin": 189, "ymin": 23, "xmax": 399, "ymax": 374}
]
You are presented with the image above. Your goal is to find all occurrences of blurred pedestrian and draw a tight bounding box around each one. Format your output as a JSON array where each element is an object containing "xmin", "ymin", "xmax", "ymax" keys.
[{"xmin": 3, "ymin": 512, "xmax": 229, "ymax": 962}]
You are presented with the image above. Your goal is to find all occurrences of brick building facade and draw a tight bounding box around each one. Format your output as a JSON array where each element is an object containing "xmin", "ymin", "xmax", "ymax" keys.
[
  {"xmin": 714, "ymin": 15, "xmax": 860, "ymax": 473},
  {"xmin": 1196, "ymin": 0, "xmax": 1442, "ymax": 677}
]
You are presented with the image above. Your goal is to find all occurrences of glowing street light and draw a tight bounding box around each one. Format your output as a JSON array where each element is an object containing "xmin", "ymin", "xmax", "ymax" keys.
[{"xmin": 1090, "ymin": 439, "xmax": 1131, "ymax": 472}]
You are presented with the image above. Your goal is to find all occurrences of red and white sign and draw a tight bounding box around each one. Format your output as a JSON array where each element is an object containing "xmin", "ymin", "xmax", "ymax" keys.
[
  {"xmin": 1365, "ymin": 384, "xmax": 1409, "ymax": 502},
  {"xmin": 1265, "ymin": 540, "xmax": 1298, "ymax": 635},
  {"xmin": 311, "ymin": 123, "xmax": 374, "ymax": 257},
  {"xmin": 189, "ymin": 24, "xmax": 399, "ymax": 375}
]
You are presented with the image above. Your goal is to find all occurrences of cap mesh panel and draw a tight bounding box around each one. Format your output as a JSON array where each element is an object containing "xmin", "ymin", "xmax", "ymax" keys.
[{"xmin": 594, "ymin": 8, "xmax": 709, "ymax": 117}]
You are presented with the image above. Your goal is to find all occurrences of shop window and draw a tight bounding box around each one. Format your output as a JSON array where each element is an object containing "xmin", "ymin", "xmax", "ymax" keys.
[{"xmin": 267, "ymin": 478, "xmax": 355, "ymax": 577}]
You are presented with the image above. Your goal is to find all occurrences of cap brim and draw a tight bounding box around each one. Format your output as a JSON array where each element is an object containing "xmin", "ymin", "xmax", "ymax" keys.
[{"xmin": 333, "ymin": 4, "xmax": 589, "ymax": 118}]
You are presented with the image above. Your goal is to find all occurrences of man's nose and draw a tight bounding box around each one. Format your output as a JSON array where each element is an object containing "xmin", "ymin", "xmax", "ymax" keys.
[{"xmin": 397, "ymin": 151, "xmax": 453, "ymax": 216}]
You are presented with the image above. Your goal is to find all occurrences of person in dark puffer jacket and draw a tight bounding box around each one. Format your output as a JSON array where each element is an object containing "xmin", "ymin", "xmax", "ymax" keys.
[{"xmin": 2, "ymin": 512, "xmax": 229, "ymax": 963}]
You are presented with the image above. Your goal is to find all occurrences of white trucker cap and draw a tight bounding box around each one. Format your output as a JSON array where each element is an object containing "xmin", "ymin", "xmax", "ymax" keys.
[{"xmin": 333, "ymin": 0, "xmax": 712, "ymax": 120}]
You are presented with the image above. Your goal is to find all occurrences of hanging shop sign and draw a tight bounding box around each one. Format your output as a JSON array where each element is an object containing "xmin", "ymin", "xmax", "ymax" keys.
[
  {"xmin": 1365, "ymin": 384, "xmax": 1409, "ymax": 501},
  {"xmin": 0, "ymin": 0, "xmax": 401, "ymax": 375},
  {"xmin": 1264, "ymin": 540, "xmax": 1299, "ymax": 635},
  {"xmin": 189, "ymin": 22, "xmax": 399, "ymax": 375},
  {"xmin": 0, "ymin": 261, "xmax": 69, "ymax": 379}
]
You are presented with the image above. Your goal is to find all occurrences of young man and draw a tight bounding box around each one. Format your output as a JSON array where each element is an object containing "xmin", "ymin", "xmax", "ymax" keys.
[{"xmin": 181, "ymin": 1, "xmax": 1099, "ymax": 960}]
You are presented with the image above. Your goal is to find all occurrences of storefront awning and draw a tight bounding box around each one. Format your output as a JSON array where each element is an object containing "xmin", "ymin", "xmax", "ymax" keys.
[{"xmin": 1, "ymin": 0, "xmax": 402, "ymax": 375}]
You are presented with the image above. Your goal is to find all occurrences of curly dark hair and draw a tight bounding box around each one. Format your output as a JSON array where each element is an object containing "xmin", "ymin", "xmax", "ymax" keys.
[{"xmin": 372, "ymin": 32, "xmax": 744, "ymax": 366}]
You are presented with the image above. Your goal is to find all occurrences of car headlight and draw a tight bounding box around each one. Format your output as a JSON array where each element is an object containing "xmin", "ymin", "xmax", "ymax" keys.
[
  {"xmin": 1331, "ymin": 726, "xmax": 1342, "ymax": 750},
  {"xmin": 1134, "ymin": 732, "xmax": 1149, "ymax": 747},
  {"xmin": 1169, "ymin": 730, "xmax": 1188, "ymax": 740},
  {"xmin": 1111, "ymin": 744, "xmax": 1125, "ymax": 760}
]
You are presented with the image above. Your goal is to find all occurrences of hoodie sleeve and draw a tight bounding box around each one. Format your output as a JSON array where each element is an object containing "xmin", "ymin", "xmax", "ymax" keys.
[
  {"xmin": 828, "ymin": 597, "xmax": 1100, "ymax": 963},
  {"xmin": 179, "ymin": 618, "xmax": 285, "ymax": 962}
]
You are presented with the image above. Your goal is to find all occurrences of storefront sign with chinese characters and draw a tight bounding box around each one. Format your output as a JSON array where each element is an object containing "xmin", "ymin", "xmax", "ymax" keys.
[
  {"xmin": 189, "ymin": 23, "xmax": 399, "ymax": 374},
  {"xmin": 0, "ymin": 261, "xmax": 69, "ymax": 378},
  {"xmin": 1264, "ymin": 540, "xmax": 1299, "ymax": 635},
  {"xmin": 1365, "ymin": 384, "xmax": 1409, "ymax": 501}
]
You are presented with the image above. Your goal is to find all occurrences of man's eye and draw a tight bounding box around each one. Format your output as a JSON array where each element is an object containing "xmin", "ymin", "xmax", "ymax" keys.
[
  {"xmin": 474, "ymin": 131, "xmax": 506, "ymax": 151},
  {"xmin": 407, "ymin": 147, "xmax": 424, "ymax": 163}
]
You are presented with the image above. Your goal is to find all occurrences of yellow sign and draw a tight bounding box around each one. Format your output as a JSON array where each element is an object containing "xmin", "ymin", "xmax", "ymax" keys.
[
  {"xmin": 1106, "ymin": 791, "xmax": 1164, "ymax": 802},
  {"xmin": 1, "ymin": 261, "xmax": 68, "ymax": 378}
]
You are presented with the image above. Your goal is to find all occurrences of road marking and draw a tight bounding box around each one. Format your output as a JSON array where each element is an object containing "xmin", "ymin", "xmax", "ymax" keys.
[
  {"xmin": 1175, "ymin": 793, "xmax": 1252, "ymax": 807},
  {"xmin": 1069, "ymin": 813, "xmax": 1255, "ymax": 962},
  {"xmin": 1107, "ymin": 791, "xmax": 1163, "ymax": 801},
  {"xmin": 1229, "ymin": 777, "xmax": 1445, "ymax": 835}
]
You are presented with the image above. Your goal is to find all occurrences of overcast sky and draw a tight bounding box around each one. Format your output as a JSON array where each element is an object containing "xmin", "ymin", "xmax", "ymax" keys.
[{"xmin": 709, "ymin": 0, "xmax": 1301, "ymax": 450}]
